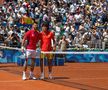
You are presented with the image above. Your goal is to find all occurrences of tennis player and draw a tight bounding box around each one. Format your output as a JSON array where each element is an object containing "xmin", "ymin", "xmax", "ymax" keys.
[
  {"xmin": 39, "ymin": 23, "xmax": 56, "ymax": 79},
  {"xmin": 21, "ymin": 22, "xmax": 40, "ymax": 80}
]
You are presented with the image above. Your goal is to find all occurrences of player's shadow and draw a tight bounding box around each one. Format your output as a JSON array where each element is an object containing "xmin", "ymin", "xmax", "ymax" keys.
[
  {"xmin": 0, "ymin": 65, "xmax": 17, "ymax": 68},
  {"xmin": 45, "ymin": 76, "xmax": 69, "ymax": 80},
  {"xmin": 54, "ymin": 77, "xmax": 69, "ymax": 79}
]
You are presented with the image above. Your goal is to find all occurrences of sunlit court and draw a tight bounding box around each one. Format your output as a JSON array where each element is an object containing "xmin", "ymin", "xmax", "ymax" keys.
[
  {"xmin": 0, "ymin": 46, "xmax": 108, "ymax": 90},
  {"xmin": 0, "ymin": 0, "xmax": 108, "ymax": 90}
]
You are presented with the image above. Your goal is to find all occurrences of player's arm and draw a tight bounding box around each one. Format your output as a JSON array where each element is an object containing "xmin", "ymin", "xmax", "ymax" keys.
[
  {"xmin": 22, "ymin": 34, "xmax": 27, "ymax": 47},
  {"xmin": 38, "ymin": 32, "xmax": 42, "ymax": 49},
  {"xmin": 58, "ymin": 40, "xmax": 62, "ymax": 50},
  {"xmin": 21, "ymin": 31, "xmax": 30, "ymax": 51},
  {"xmin": 51, "ymin": 32, "xmax": 56, "ymax": 51},
  {"xmin": 21, "ymin": 34, "xmax": 27, "ymax": 52}
]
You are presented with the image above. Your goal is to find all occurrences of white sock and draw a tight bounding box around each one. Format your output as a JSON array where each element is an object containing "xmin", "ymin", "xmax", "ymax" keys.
[
  {"xmin": 48, "ymin": 72, "xmax": 52, "ymax": 75},
  {"xmin": 30, "ymin": 71, "xmax": 33, "ymax": 76},
  {"xmin": 41, "ymin": 72, "xmax": 44, "ymax": 75},
  {"xmin": 23, "ymin": 71, "xmax": 26, "ymax": 75}
]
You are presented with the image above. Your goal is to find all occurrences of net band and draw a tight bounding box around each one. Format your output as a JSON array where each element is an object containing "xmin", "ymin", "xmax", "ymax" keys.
[
  {"xmin": 41, "ymin": 51, "xmax": 108, "ymax": 54},
  {"xmin": 0, "ymin": 46, "xmax": 21, "ymax": 51},
  {"xmin": 0, "ymin": 46, "xmax": 108, "ymax": 54}
]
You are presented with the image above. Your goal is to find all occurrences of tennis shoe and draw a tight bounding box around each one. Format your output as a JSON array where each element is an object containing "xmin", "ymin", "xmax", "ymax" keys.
[
  {"xmin": 22, "ymin": 73, "xmax": 26, "ymax": 80},
  {"xmin": 48, "ymin": 73, "xmax": 53, "ymax": 79},
  {"xmin": 40, "ymin": 73, "xmax": 44, "ymax": 80},
  {"xmin": 29, "ymin": 74, "xmax": 37, "ymax": 80}
]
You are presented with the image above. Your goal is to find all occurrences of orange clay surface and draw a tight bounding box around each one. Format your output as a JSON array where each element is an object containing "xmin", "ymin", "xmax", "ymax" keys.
[{"xmin": 0, "ymin": 63, "xmax": 108, "ymax": 90}]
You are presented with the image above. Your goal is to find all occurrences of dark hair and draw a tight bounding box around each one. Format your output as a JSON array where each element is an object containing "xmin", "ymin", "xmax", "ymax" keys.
[
  {"xmin": 33, "ymin": 21, "xmax": 38, "ymax": 25},
  {"xmin": 42, "ymin": 22, "xmax": 49, "ymax": 27}
]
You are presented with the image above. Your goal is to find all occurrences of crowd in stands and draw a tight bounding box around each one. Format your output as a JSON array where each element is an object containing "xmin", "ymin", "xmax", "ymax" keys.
[{"xmin": 0, "ymin": 0, "xmax": 108, "ymax": 50}]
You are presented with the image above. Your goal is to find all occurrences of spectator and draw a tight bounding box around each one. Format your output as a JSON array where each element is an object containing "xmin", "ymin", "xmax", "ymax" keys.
[
  {"xmin": 73, "ymin": 32, "xmax": 82, "ymax": 48},
  {"xmin": 102, "ymin": 30, "xmax": 108, "ymax": 50},
  {"xmin": 66, "ymin": 34, "xmax": 73, "ymax": 48},
  {"xmin": 0, "ymin": 0, "xmax": 107, "ymax": 50},
  {"xmin": 59, "ymin": 35, "xmax": 68, "ymax": 51}
]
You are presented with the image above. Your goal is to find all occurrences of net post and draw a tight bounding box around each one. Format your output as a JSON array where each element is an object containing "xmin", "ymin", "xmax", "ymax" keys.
[{"xmin": 43, "ymin": 53, "xmax": 45, "ymax": 79}]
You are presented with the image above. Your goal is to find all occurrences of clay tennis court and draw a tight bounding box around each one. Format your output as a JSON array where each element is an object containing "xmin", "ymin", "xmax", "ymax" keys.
[{"xmin": 0, "ymin": 62, "xmax": 108, "ymax": 90}]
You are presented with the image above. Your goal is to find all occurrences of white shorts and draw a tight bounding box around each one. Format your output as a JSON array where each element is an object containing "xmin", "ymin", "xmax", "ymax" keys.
[{"xmin": 26, "ymin": 49, "xmax": 36, "ymax": 58}]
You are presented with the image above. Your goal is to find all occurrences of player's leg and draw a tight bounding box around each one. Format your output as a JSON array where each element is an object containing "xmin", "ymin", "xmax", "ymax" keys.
[
  {"xmin": 29, "ymin": 51, "xmax": 37, "ymax": 80},
  {"xmin": 30, "ymin": 58, "xmax": 35, "ymax": 72},
  {"xmin": 47, "ymin": 54, "xmax": 53, "ymax": 79},
  {"xmin": 48, "ymin": 59, "xmax": 53, "ymax": 79},
  {"xmin": 40, "ymin": 53, "xmax": 44, "ymax": 79},
  {"xmin": 22, "ymin": 57, "xmax": 28, "ymax": 80},
  {"xmin": 22, "ymin": 50, "xmax": 30, "ymax": 80}
]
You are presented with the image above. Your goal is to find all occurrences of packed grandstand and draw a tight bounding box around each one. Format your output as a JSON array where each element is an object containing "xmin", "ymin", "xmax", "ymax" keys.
[{"xmin": 0, "ymin": 0, "xmax": 107, "ymax": 50}]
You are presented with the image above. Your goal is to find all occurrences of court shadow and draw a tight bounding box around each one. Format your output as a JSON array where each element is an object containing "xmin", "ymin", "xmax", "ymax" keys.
[
  {"xmin": 54, "ymin": 77, "xmax": 70, "ymax": 79},
  {"xmin": 0, "ymin": 65, "xmax": 17, "ymax": 68},
  {"xmin": 45, "ymin": 76, "xmax": 69, "ymax": 80}
]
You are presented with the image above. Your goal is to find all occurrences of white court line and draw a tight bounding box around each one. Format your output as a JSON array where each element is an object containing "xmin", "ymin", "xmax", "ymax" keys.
[
  {"xmin": 0, "ymin": 78, "xmax": 107, "ymax": 82},
  {"xmin": 69, "ymin": 69, "xmax": 108, "ymax": 70},
  {"xmin": 69, "ymin": 68, "xmax": 108, "ymax": 70},
  {"xmin": 69, "ymin": 77, "xmax": 108, "ymax": 80}
]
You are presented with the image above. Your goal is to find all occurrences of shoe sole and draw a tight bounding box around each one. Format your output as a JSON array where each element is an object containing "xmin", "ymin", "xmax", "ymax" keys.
[
  {"xmin": 48, "ymin": 76, "xmax": 54, "ymax": 79},
  {"xmin": 22, "ymin": 78, "xmax": 26, "ymax": 80},
  {"xmin": 29, "ymin": 78, "xmax": 37, "ymax": 80},
  {"xmin": 39, "ymin": 77, "xmax": 44, "ymax": 80}
]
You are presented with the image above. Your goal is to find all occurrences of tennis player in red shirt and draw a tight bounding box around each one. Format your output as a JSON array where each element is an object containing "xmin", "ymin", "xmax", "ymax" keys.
[
  {"xmin": 39, "ymin": 23, "xmax": 56, "ymax": 79},
  {"xmin": 21, "ymin": 22, "xmax": 40, "ymax": 80}
]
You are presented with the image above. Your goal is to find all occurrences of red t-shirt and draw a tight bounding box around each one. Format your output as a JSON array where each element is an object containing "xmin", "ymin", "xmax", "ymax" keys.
[
  {"xmin": 40, "ymin": 31, "xmax": 54, "ymax": 51},
  {"xmin": 24, "ymin": 29, "xmax": 40, "ymax": 50}
]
